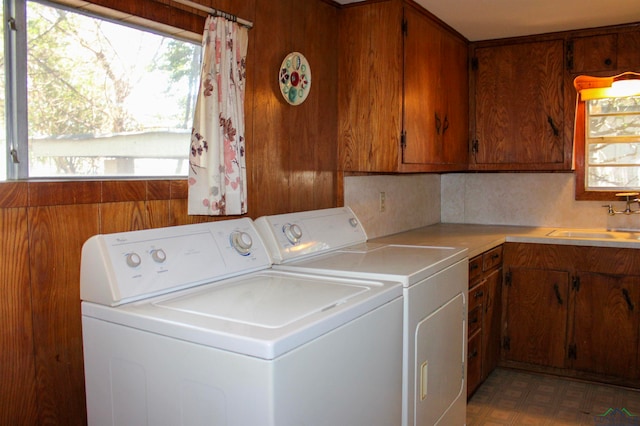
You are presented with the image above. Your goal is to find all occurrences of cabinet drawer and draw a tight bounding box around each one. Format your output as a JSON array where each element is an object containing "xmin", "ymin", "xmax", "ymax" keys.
[
  {"xmin": 467, "ymin": 330, "xmax": 482, "ymax": 397},
  {"xmin": 469, "ymin": 283, "xmax": 485, "ymax": 312},
  {"xmin": 469, "ymin": 255, "xmax": 483, "ymax": 284},
  {"xmin": 483, "ymin": 246, "xmax": 503, "ymax": 271},
  {"xmin": 468, "ymin": 305, "xmax": 482, "ymax": 336}
]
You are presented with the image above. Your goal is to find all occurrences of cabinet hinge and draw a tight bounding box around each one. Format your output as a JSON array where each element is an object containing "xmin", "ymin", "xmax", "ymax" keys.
[
  {"xmin": 572, "ymin": 275, "xmax": 580, "ymax": 291},
  {"xmin": 503, "ymin": 336, "xmax": 511, "ymax": 351},
  {"xmin": 568, "ymin": 343, "xmax": 577, "ymax": 360},
  {"xmin": 471, "ymin": 57, "xmax": 478, "ymax": 71},
  {"xmin": 402, "ymin": 18, "xmax": 408, "ymax": 36},
  {"xmin": 566, "ymin": 40, "xmax": 574, "ymax": 71},
  {"xmin": 505, "ymin": 271, "xmax": 512, "ymax": 287},
  {"xmin": 400, "ymin": 130, "xmax": 406, "ymax": 148},
  {"xmin": 471, "ymin": 139, "xmax": 479, "ymax": 155}
]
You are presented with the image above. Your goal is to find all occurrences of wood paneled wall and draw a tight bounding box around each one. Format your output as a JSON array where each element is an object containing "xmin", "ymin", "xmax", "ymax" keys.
[{"xmin": 0, "ymin": 0, "xmax": 339, "ymax": 424}]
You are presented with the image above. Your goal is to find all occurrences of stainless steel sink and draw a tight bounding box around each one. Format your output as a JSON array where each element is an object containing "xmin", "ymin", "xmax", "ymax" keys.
[{"xmin": 546, "ymin": 229, "xmax": 640, "ymax": 240}]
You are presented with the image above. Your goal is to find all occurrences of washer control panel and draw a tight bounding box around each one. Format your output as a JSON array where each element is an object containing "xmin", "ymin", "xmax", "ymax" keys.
[{"xmin": 80, "ymin": 218, "xmax": 271, "ymax": 306}]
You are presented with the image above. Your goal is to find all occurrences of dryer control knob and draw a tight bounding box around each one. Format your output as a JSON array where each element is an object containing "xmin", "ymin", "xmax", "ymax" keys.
[
  {"xmin": 151, "ymin": 249, "xmax": 167, "ymax": 263},
  {"xmin": 126, "ymin": 252, "xmax": 142, "ymax": 268},
  {"xmin": 230, "ymin": 231, "xmax": 253, "ymax": 255},
  {"xmin": 283, "ymin": 223, "xmax": 303, "ymax": 244}
]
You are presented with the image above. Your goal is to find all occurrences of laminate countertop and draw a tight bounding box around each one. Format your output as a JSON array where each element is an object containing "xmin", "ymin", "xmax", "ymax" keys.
[{"xmin": 370, "ymin": 223, "xmax": 640, "ymax": 259}]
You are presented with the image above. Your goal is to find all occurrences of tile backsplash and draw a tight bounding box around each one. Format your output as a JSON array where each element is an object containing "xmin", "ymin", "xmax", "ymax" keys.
[
  {"xmin": 344, "ymin": 172, "xmax": 640, "ymax": 238},
  {"xmin": 344, "ymin": 174, "xmax": 441, "ymax": 238}
]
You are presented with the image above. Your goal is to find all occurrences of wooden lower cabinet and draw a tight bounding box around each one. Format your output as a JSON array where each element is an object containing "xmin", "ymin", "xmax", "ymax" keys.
[
  {"xmin": 503, "ymin": 243, "xmax": 640, "ymax": 387},
  {"xmin": 503, "ymin": 267, "xmax": 569, "ymax": 368},
  {"xmin": 572, "ymin": 272, "xmax": 640, "ymax": 379},
  {"xmin": 467, "ymin": 245, "xmax": 503, "ymax": 397}
]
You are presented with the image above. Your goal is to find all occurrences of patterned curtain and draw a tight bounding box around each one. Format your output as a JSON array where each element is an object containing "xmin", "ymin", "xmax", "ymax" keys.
[{"xmin": 188, "ymin": 16, "xmax": 248, "ymax": 215}]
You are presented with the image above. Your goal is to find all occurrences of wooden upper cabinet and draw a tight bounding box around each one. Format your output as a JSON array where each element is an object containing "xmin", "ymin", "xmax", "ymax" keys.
[
  {"xmin": 568, "ymin": 28, "xmax": 640, "ymax": 74},
  {"xmin": 568, "ymin": 34, "xmax": 618, "ymax": 73},
  {"xmin": 338, "ymin": 0, "xmax": 468, "ymax": 173},
  {"xmin": 470, "ymin": 39, "xmax": 568, "ymax": 170},
  {"xmin": 403, "ymin": 5, "xmax": 468, "ymax": 169},
  {"xmin": 617, "ymin": 29, "xmax": 640, "ymax": 70}
]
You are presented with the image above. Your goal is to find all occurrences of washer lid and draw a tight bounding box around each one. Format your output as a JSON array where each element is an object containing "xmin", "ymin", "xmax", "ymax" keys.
[
  {"xmin": 154, "ymin": 273, "xmax": 368, "ymax": 328},
  {"xmin": 81, "ymin": 270, "xmax": 401, "ymax": 360}
]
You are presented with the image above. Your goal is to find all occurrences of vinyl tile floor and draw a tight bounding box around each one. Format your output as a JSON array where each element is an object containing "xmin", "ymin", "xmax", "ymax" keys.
[{"xmin": 467, "ymin": 368, "xmax": 640, "ymax": 425}]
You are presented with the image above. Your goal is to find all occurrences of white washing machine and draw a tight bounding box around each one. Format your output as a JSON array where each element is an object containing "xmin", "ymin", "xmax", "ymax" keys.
[
  {"xmin": 80, "ymin": 217, "xmax": 404, "ymax": 426},
  {"xmin": 255, "ymin": 207, "xmax": 469, "ymax": 426}
]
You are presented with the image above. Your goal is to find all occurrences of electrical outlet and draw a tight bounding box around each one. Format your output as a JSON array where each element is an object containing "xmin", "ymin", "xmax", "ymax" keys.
[{"xmin": 379, "ymin": 192, "xmax": 386, "ymax": 212}]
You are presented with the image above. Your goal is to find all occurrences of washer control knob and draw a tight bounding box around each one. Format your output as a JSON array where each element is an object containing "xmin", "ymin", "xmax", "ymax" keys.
[
  {"xmin": 283, "ymin": 223, "xmax": 303, "ymax": 244},
  {"xmin": 126, "ymin": 252, "xmax": 142, "ymax": 268},
  {"xmin": 230, "ymin": 231, "xmax": 253, "ymax": 255},
  {"xmin": 151, "ymin": 249, "xmax": 167, "ymax": 263},
  {"xmin": 349, "ymin": 218, "xmax": 358, "ymax": 227}
]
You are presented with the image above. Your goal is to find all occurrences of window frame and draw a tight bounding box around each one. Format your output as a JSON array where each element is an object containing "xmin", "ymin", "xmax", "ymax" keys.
[
  {"xmin": 574, "ymin": 77, "xmax": 640, "ymax": 201},
  {"xmin": 3, "ymin": 0, "xmax": 204, "ymax": 181}
]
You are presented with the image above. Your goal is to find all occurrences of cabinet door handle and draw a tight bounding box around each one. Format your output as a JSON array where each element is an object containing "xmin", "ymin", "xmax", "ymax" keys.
[
  {"xmin": 553, "ymin": 283, "xmax": 563, "ymax": 305},
  {"xmin": 435, "ymin": 113, "xmax": 442, "ymax": 135},
  {"xmin": 475, "ymin": 290, "xmax": 484, "ymax": 299},
  {"xmin": 442, "ymin": 114, "xmax": 449, "ymax": 135},
  {"xmin": 622, "ymin": 288, "xmax": 634, "ymax": 311},
  {"xmin": 547, "ymin": 115, "xmax": 560, "ymax": 136}
]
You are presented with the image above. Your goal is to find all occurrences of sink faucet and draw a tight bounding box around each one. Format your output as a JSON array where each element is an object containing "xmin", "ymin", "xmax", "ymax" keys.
[{"xmin": 602, "ymin": 192, "xmax": 640, "ymax": 215}]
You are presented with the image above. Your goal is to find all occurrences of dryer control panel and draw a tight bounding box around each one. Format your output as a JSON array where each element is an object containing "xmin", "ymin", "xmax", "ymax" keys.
[
  {"xmin": 254, "ymin": 207, "xmax": 367, "ymax": 264},
  {"xmin": 80, "ymin": 218, "xmax": 271, "ymax": 306}
]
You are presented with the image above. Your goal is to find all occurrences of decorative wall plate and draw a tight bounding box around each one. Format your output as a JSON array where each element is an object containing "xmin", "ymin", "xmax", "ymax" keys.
[{"xmin": 279, "ymin": 52, "xmax": 311, "ymax": 105}]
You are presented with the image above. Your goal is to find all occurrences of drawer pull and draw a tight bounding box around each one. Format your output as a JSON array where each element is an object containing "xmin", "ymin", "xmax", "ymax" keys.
[
  {"xmin": 475, "ymin": 290, "xmax": 484, "ymax": 299},
  {"xmin": 623, "ymin": 288, "xmax": 634, "ymax": 311},
  {"xmin": 553, "ymin": 283, "xmax": 563, "ymax": 305},
  {"xmin": 491, "ymin": 253, "xmax": 500, "ymax": 260},
  {"xmin": 468, "ymin": 348, "xmax": 478, "ymax": 359}
]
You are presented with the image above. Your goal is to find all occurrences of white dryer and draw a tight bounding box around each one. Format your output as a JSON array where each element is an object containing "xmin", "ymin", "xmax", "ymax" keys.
[
  {"xmin": 80, "ymin": 217, "xmax": 403, "ymax": 426},
  {"xmin": 255, "ymin": 207, "xmax": 469, "ymax": 426}
]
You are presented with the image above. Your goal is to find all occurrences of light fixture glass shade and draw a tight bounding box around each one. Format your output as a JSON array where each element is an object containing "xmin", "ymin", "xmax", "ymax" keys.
[
  {"xmin": 576, "ymin": 72, "xmax": 640, "ymax": 100},
  {"xmin": 610, "ymin": 79, "xmax": 640, "ymax": 97}
]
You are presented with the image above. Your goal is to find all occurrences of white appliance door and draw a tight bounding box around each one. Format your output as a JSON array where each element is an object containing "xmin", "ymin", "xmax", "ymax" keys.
[{"xmin": 415, "ymin": 292, "xmax": 466, "ymax": 425}]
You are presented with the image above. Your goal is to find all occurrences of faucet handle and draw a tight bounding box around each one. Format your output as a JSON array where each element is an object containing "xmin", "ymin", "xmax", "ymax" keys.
[{"xmin": 602, "ymin": 204, "xmax": 615, "ymax": 215}]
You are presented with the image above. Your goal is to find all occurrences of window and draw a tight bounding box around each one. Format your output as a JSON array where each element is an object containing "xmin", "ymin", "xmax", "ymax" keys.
[
  {"xmin": 3, "ymin": 0, "xmax": 202, "ymax": 180},
  {"xmin": 585, "ymin": 96, "xmax": 640, "ymax": 190}
]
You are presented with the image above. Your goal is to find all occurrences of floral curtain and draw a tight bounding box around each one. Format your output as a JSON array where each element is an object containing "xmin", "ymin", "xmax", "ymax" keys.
[{"xmin": 188, "ymin": 16, "xmax": 248, "ymax": 215}]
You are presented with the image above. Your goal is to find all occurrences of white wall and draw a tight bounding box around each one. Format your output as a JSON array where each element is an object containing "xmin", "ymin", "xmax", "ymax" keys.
[
  {"xmin": 344, "ymin": 172, "xmax": 640, "ymax": 238},
  {"xmin": 344, "ymin": 174, "xmax": 441, "ymax": 238}
]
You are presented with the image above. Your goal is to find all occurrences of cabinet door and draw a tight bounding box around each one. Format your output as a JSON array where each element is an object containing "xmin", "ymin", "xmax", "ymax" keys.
[
  {"xmin": 572, "ymin": 272, "xmax": 640, "ymax": 379},
  {"xmin": 568, "ymin": 34, "xmax": 618, "ymax": 72},
  {"xmin": 472, "ymin": 40, "xmax": 565, "ymax": 168},
  {"xmin": 482, "ymin": 268, "xmax": 502, "ymax": 380},
  {"xmin": 338, "ymin": 1, "xmax": 403, "ymax": 172},
  {"xmin": 504, "ymin": 267, "xmax": 569, "ymax": 368},
  {"xmin": 618, "ymin": 29, "xmax": 640, "ymax": 70},
  {"xmin": 440, "ymin": 27, "xmax": 469, "ymax": 166},
  {"xmin": 403, "ymin": 6, "xmax": 467, "ymax": 168}
]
